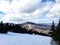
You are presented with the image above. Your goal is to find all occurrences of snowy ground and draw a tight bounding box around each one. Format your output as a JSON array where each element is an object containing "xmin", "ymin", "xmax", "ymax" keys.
[{"xmin": 0, "ymin": 32, "xmax": 51, "ymax": 45}]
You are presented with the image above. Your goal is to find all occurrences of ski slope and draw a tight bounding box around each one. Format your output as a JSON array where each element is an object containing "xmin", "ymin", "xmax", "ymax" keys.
[{"xmin": 0, "ymin": 32, "xmax": 51, "ymax": 45}]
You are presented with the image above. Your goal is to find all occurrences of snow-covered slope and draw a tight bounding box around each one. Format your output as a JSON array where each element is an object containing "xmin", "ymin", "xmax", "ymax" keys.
[{"xmin": 0, "ymin": 32, "xmax": 51, "ymax": 45}]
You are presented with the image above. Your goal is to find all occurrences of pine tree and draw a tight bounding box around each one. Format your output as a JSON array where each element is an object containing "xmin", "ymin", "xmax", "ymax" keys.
[
  {"xmin": 55, "ymin": 20, "xmax": 60, "ymax": 44},
  {"xmin": 56, "ymin": 20, "xmax": 60, "ymax": 31},
  {"xmin": 51, "ymin": 21, "xmax": 55, "ymax": 31},
  {"xmin": 51, "ymin": 21, "xmax": 55, "ymax": 37},
  {"xmin": 51, "ymin": 20, "xmax": 60, "ymax": 45}
]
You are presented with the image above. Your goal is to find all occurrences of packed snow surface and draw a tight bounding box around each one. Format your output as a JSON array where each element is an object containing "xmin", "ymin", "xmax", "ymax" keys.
[{"xmin": 0, "ymin": 32, "xmax": 51, "ymax": 45}]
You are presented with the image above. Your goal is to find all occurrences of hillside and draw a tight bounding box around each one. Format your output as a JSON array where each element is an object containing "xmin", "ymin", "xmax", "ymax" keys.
[
  {"xmin": 0, "ymin": 22, "xmax": 51, "ymax": 36},
  {"xmin": 21, "ymin": 22, "xmax": 51, "ymax": 36}
]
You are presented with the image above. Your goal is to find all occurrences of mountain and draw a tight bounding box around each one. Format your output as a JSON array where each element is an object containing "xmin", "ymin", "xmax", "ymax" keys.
[
  {"xmin": 21, "ymin": 22, "xmax": 51, "ymax": 30},
  {"xmin": 24, "ymin": 22, "xmax": 52, "ymax": 26},
  {"xmin": 0, "ymin": 22, "xmax": 51, "ymax": 36},
  {"xmin": 21, "ymin": 22, "xmax": 51, "ymax": 36}
]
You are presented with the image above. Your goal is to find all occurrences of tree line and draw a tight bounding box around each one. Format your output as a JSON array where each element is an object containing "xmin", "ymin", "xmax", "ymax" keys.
[
  {"xmin": 51, "ymin": 20, "xmax": 60, "ymax": 45},
  {"xmin": 0, "ymin": 21, "xmax": 49, "ymax": 36},
  {"xmin": 0, "ymin": 21, "xmax": 33, "ymax": 34}
]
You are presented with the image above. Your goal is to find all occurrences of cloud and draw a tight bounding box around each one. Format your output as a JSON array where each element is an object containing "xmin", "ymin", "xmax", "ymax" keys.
[
  {"xmin": 0, "ymin": 0, "xmax": 58, "ymax": 23},
  {"xmin": 45, "ymin": 0, "xmax": 60, "ymax": 23},
  {"xmin": 46, "ymin": 0, "xmax": 60, "ymax": 17},
  {"xmin": 19, "ymin": 0, "xmax": 41, "ymax": 13}
]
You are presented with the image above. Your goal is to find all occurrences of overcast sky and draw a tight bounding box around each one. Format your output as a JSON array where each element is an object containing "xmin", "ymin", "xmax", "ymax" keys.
[{"xmin": 0, "ymin": 0, "xmax": 60, "ymax": 23}]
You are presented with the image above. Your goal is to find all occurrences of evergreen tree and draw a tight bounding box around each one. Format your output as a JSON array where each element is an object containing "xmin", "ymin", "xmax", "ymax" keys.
[
  {"xmin": 0, "ymin": 21, "xmax": 7, "ymax": 33},
  {"xmin": 56, "ymin": 20, "xmax": 60, "ymax": 31},
  {"xmin": 51, "ymin": 20, "xmax": 60, "ymax": 45},
  {"xmin": 50, "ymin": 21, "xmax": 55, "ymax": 36},
  {"xmin": 51, "ymin": 21, "xmax": 55, "ymax": 31},
  {"xmin": 54, "ymin": 20, "xmax": 60, "ymax": 45}
]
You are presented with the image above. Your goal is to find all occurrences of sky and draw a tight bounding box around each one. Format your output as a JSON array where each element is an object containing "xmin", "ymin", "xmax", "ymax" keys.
[{"xmin": 0, "ymin": 0, "xmax": 60, "ymax": 24}]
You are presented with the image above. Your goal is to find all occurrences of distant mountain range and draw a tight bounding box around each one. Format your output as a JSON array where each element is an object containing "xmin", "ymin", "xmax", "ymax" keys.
[
  {"xmin": 25, "ymin": 22, "xmax": 58, "ymax": 26},
  {"xmin": 0, "ymin": 22, "xmax": 57, "ymax": 36},
  {"xmin": 21, "ymin": 22, "xmax": 51, "ymax": 29},
  {"xmin": 21, "ymin": 22, "xmax": 52, "ymax": 36},
  {"xmin": 21, "ymin": 22, "xmax": 51, "ymax": 26},
  {"xmin": 25, "ymin": 22, "xmax": 52, "ymax": 26}
]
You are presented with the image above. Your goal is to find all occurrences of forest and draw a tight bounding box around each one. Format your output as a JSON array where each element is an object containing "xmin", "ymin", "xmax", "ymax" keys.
[
  {"xmin": 0, "ymin": 21, "xmax": 49, "ymax": 36},
  {"xmin": 51, "ymin": 20, "xmax": 60, "ymax": 45}
]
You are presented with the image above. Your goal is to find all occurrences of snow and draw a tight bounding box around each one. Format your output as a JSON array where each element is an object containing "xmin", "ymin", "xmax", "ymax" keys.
[{"xmin": 0, "ymin": 32, "xmax": 51, "ymax": 45}]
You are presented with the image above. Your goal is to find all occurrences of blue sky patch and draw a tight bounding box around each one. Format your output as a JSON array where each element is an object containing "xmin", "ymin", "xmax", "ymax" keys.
[
  {"xmin": 0, "ymin": 11, "xmax": 5, "ymax": 15},
  {"xmin": 42, "ymin": 0, "xmax": 55, "ymax": 2},
  {"xmin": 6, "ymin": 0, "xmax": 13, "ymax": 4}
]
